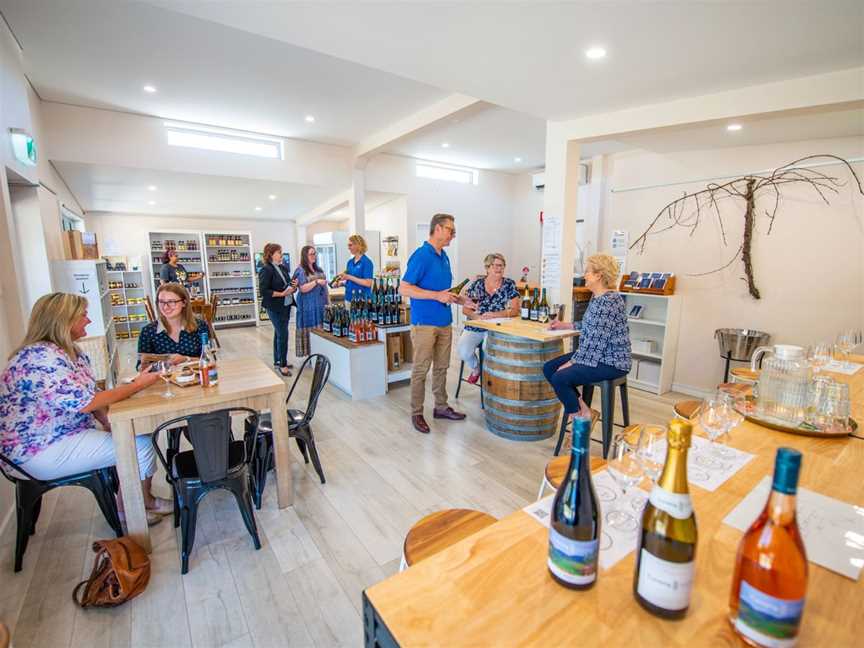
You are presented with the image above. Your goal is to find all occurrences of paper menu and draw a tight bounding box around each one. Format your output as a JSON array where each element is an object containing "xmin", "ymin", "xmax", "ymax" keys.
[
  {"xmin": 645, "ymin": 435, "xmax": 756, "ymax": 492},
  {"xmin": 822, "ymin": 360, "xmax": 863, "ymax": 376},
  {"xmin": 723, "ymin": 476, "xmax": 864, "ymax": 581}
]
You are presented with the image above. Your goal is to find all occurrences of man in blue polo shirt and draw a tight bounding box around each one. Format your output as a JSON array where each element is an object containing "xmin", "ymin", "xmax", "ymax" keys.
[{"xmin": 399, "ymin": 213, "xmax": 476, "ymax": 434}]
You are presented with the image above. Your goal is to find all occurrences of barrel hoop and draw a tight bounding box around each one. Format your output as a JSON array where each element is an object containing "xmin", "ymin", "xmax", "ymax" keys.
[
  {"xmin": 484, "ymin": 421, "xmax": 555, "ymax": 442},
  {"xmin": 484, "ymin": 367, "xmax": 548, "ymax": 382},
  {"xmin": 487, "ymin": 343, "xmax": 561, "ymax": 356},
  {"xmin": 484, "ymin": 393, "xmax": 560, "ymax": 408},
  {"xmin": 485, "ymin": 357, "xmax": 550, "ymax": 369},
  {"xmin": 484, "ymin": 406, "xmax": 559, "ymax": 422}
]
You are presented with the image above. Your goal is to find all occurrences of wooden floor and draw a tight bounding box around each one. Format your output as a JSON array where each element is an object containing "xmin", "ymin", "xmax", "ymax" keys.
[{"xmin": 0, "ymin": 324, "xmax": 684, "ymax": 648}]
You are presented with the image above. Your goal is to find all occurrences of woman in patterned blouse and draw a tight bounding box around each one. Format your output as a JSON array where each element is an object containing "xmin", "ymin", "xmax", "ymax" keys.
[
  {"xmin": 458, "ymin": 253, "xmax": 520, "ymax": 383},
  {"xmin": 543, "ymin": 254, "xmax": 632, "ymax": 422},
  {"xmin": 0, "ymin": 293, "xmax": 172, "ymax": 525}
]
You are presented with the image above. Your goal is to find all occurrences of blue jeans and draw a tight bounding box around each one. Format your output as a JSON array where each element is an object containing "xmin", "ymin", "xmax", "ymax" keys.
[
  {"xmin": 543, "ymin": 354, "xmax": 627, "ymax": 415},
  {"xmin": 267, "ymin": 308, "xmax": 291, "ymax": 367}
]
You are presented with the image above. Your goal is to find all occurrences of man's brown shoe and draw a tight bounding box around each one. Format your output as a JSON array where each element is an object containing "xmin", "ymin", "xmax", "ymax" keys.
[
  {"xmin": 412, "ymin": 415, "xmax": 431, "ymax": 434},
  {"xmin": 433, "ymin": 407, "xmax": 466, "ymax": 421}
]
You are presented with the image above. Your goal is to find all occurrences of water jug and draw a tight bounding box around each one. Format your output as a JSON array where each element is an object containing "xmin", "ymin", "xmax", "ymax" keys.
[{"xmin": 752, "ymin": 345, "xmax": 809, "ymax": 423}]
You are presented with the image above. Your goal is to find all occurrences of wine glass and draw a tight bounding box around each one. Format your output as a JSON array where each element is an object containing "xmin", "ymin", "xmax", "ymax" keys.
[
  {"xmin": 807, "ymin": 342, "xmax": 832, "ymax": 375},
  {"xmin": 835, "ymin": 330, "xmax": 857, "ymax": 370},
  {"xmin": 699, "ymin": 398, "xmax": 741, "ymax": 458},
  {"xmin": 548, "ymin": 304, "xmax": 562, "ymax": 325},
  {"xmin": 635, "ymin": 424, "xmax": 666, "ymax": 483},
  {"xmin": 155, "ymin": 360, "xmax": 175, "ymax": 399},
  {"xmin": 605, "ymin": 429, "xmax": 644, "ymax": 532}
]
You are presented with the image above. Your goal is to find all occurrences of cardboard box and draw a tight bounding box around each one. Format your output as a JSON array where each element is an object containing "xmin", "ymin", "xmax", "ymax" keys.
[
  {"xmin": 63, "ymin": 230, "xmax": 99, "ymax": 260},
  {"xmin": 387, "ymin": 333, "xmax": 403, "ymax": 372}
]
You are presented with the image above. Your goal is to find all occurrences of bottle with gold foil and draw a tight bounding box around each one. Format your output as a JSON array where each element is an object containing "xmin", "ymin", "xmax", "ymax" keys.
[{"xmin": 633, "ymin": 419, "xmax": 697, "ymax": 619}]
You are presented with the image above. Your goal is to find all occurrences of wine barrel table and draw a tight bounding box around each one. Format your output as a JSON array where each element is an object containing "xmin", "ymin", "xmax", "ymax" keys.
[{"xmin": 463, "ymin": 317, "xmax": 580, "ymax": 441}]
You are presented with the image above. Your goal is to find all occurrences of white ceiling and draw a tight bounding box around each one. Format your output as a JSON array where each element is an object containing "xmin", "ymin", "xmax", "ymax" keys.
[
  {"xmin": 0, "ymin": 0, "xmax": 447, "ymax": 146},
  {"xmin": 383, "ymin": 103, "xmax": 547, "ymax": 172},
  {"xmin": 53, "ymin": 162, "xmax": 336, "ymax": 219},
  {"xmin": 152, "ymin": 1, "xmax": 864, "ymax": 120}
]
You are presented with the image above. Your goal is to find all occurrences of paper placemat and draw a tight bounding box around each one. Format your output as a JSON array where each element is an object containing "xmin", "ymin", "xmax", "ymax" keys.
[
  {"xmin": 523, "ymin": 470, "xmax": 648, "ymax": 570},
  {"xmin": 823, "ymin": 359, "xmax": 863, "ymax": 375},
  {"xmin": 645, "ymin": 436, "xmax": 755, "ymax": 492},
  {"xmin": 723, "ymin": 476, "xmax": 864, "ymax": 581}
]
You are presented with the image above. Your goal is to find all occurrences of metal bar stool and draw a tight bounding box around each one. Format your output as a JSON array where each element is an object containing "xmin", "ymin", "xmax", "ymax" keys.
[
  {"xmin": 537, "ymin": 455, "xmax": 608, "ymax": 500},
  {"xmin": 454, "ymin": 346, "xmax": 484, "ymax": 410},
  {"xmin": 553, "ymin": 377, "xmax": 630, "ymax": 458}
]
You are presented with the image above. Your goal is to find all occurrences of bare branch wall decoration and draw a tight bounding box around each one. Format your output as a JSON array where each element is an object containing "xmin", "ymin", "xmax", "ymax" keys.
[{"xmin": 629, "ymin": 155, "xmax": 863, "ymax": 299}]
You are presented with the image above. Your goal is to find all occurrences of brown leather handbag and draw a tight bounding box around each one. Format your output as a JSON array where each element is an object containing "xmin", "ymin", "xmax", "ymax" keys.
[{"xmin": 73, "ymin": 537, "xmax": 151, "ymax": 608}]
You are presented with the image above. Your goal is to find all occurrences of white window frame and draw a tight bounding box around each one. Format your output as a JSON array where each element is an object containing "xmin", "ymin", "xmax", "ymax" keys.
[
  {"xmin": 416, "ymin": 161, "xmax": 478, "ymax": 186},
  {"xmin": 164, "ymin": 121, "xmax": 284, "ymax": 160}
]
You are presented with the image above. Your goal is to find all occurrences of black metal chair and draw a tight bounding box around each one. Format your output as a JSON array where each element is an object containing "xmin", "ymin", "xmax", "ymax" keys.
[
  {"xmin": 244, "ymin": 354, "xmax": 330, "ymax": 509},
  {"xmin": 151, "ymin": 407, "xmax": 261, "ymax": 574},
  {"xmin": 553, "ymin": 376, "xmax": 630, "ymax": 458},
  {"xmin": 454, "ymin": 346, "xmax": 485, "ymax": 409},
  {"xmin": 0, "ymin": 454, "xmax": 122, "ymax": 572}
]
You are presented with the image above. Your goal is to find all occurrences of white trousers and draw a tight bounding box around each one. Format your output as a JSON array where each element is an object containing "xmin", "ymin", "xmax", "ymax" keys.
[
  {"xmin": 20, "ymin": 429, "xmax": 156, "ymax": 481},
  {"xmin": 457, "ymin": 330, "xmax": 486, "ymax": 371}
]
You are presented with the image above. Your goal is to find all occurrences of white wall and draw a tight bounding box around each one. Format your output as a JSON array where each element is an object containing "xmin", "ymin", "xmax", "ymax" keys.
[
  {"xmin": 510, "ymin": 173, "xmax": 544, "ymax": 283},
  {"xmin": 365, "ymin": 195, "xmax": 408, "ymax": 271},
  {"xmin": 9, "ymin": 186, "xmax": 52, "ymax": 311},
  {"xmin": 602, "ymin": 136, "xmax": 864, "ymax": 393},
  {"xmin": 86, "ymin": 211, "xmax": 298, "ymax": 272},
  {"xmin": 365, "ymin": 154, "xmax": 518, "ymax": 281}
]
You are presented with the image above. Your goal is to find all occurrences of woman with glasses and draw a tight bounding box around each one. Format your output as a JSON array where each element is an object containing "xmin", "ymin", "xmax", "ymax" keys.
[
  {"xmin": 137, "ymin": 283, "xmax": 208, "ymax": 364},
  {"xmin": 291, "ymin": 245, "xmax": 329, "ymax": 357},
  {"xmin": 0, "ymin": 293, "xmax": 170, "ymax": 526},
  {"xmin": 458, "ymin": 253, "xmax": 520, "ymax": 383}
]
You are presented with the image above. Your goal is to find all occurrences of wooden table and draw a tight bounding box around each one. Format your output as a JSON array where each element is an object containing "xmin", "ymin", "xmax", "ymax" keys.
[
  {"xmin": 464, "ymin": 318, "xmax": 579, "ymax": 441},
  {"xmin": 107, "ymin": 357, "xmax": 290, "ymax": 552},
  {"xmin": 364, "ymin": 364, "xmax": 864, "ymax": 647}
]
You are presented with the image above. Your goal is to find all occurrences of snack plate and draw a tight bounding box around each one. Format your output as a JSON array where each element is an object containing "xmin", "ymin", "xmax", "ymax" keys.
[
  {"xmin": 171, "ymin": 367, "xmax": 201, "ymax": 388},
  {"xmin": 733, "ymin": 397, "xmax": 856, "ymax": 438}
]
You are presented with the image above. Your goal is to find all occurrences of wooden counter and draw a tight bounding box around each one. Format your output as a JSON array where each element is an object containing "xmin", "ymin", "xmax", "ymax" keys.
[
  {"xmin": 310, "ymin": 328, "xmax": 386, "ymax": 400},
  {"xmin": 364, "ymin": 364, "xmax": 864, "ymax": 647},
  {"xmin": 465, "ymin": 317, "xmax": 579, "ymax": 343}
]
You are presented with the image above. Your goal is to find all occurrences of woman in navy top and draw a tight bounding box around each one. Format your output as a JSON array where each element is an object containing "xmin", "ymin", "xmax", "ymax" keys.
[
  {"xmin": 458, "ymin": 253, "xmax": 520, "ymax": 383},
  {"xmin": 137, "ymin": 283, "xmax": 207, "ymax": 364},
  {"xmin": 338, "ymin": 234, "xmax": 374, "ymax": 300},
  {"xmin": 259, "ymin": 242, "xmax": 297, "ymax": 376},
  {"xmin": 292, "ymin": 246, "xmax": 329, "ymax": 357},
  {"xmin": 543, "ymin": 253, "xmax": 632, "ymax": 423}
]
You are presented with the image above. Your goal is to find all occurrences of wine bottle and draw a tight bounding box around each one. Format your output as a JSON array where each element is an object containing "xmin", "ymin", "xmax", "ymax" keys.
[
  {"xmin": 729, "ymin": 448, "xmax": 806, "ymax": 648},
  {"xmin": 323, "ymin": 306, "xmax": 331, "ymax": 333},
  {"xmin": 633, "ymin": 419, "xmax": 697, "ymax": 619},
  {"xmin": 530, "ymin": 288, "xmax": 539, "ymax": 321},
  {"xmin": 199, "ymin": 333, "xmax": 218, "ymax": 387},
  {"xmin": 548, "ymin": 417, "xmax": 600, "ymax": 590},
  {"xmin": 520, "ymin": 287, "xmax": 531, "ymax": 320},
  {"xmin": 448, "ymin": 278, "xmax": 469, "ymax": 295},
  {"xmin": 395, "ymin": 277, "xmax": 402, "ymax": 305},
  {"xmin": 539, "ymin": 288, "xmax": 550, "ymax": 321}
]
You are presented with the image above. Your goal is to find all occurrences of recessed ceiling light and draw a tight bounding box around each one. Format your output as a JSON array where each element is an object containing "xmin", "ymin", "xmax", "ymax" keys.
[
  {"xmin": 148, "ymin": 200, "xmax": 156, "ymax": 206},
  {"xmin": 441, "ymin": 142, "xmax": 450, "ymax": 149},
  {"xmin": 585, "ymin": 46, "xmax": 607, "ymax": 60},
  {"xmin": 268, "ymin": 194, "xmax": 277, "ymax": 200},
  {"xmin": 514, "ymin": 157, "xmax": 522, "ymax": 163},
  {"xmin": 726, "ymin": 123, "xmax": 743, "ymax": 132},
  {"xmin": 254, "ymin": 206, "xmax": 262, "ymax": 212},
  {"xmin": 143, "ymin": 85, "xmax": 157, "ymax": 93},
  {"xmin": 147, "ymin": 185, "xmax": 157, "ymax": 191},
  {"xmin": 305, "ymin": 115, "xmax": 315, "ymax": 123}
]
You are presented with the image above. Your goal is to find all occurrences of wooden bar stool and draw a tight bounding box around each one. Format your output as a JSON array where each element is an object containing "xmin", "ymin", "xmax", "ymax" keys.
[
  {"xmin": 536, "ymin": 449, "xmax": 609, "ymax": 500},
  {"xmin": 672, "ymin": 399, "xmax": 701, "ymax": 420},
  {"xmin": 400, "ymin": 508, "xmax": 498, "ymax": 572},
  {"xmin": 730, "ymin": 367, "xmax": 759, "ymax": 384}
]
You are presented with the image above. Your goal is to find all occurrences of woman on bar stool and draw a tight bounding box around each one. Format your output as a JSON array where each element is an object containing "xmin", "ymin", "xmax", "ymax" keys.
[
  {"xmin": 543, "ymin": 253, "xmax": 631, "ymax": 425},
  {"xmin": 0, "ymin": 293, "xmax": 172, "ymax": 526},
  {"xmin": 458, "ymin": 253, "xmax": 520, "ymax": 383}
]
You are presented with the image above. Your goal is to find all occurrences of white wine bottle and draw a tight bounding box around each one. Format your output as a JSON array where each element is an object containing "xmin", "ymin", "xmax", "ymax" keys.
[
  {"xmin": 633, "ymin": 419, "xmax": 697, "ymax": 619},
  {"xmin": 520, "ymin": 287, "xmax": 531, "ymax": 320},
  {"xmin": 529, "ymin": 288, "xmax": 539, "ymax": 321}
]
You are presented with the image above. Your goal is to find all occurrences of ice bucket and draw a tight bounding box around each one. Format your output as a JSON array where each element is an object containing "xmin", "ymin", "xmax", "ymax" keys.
[{"xmin": 714, "ymin": 328, "xmax": 771, "ymax": 361}]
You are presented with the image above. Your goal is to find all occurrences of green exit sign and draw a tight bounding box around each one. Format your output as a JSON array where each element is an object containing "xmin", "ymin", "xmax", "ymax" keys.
[{"xmin": 9, "ymin": 128, "xmax": 37, "ymax": 167}]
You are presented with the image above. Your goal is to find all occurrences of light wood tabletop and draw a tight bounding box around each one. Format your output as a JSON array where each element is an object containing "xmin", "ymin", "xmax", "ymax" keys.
[
  {"xmin": 364, "ymin": 365, "xmax": 864, "ymax": 647},
  {"xmin": 465, "ymin": 317, "xmax": 580, "ymax": 343},
  {"xmin": 108, "ymin": 356, "xmax": 290, "ymax": 552}
]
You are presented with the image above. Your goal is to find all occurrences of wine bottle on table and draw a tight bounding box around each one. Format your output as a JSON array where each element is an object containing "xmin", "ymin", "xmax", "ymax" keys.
[
  {"xmin": 199, "ymin": 333, "xmax": 218, "ymax": 387},
  {"xmin": 530, "ymin": 288, "xmax": 539, "ymax": 321},
  {"xmin": 548, "ymin": 417, "xmax": 600, "ymax": 590},
  {"xmin": 633, "ymin": 419, "xmax": 697, "ymax": 619},
  {"xmin": 729, "ymin": 448, "xmax": 806, "ymax": 648},
  {"xmin": 539, "ymin": 288, "xmax": 550, "ymax": 321},
  {"xmin": 520, "ymin": 286, "xmax": 531, "ymax": 320},
  {"xmin": 448, "ymin": 278, "xmax": 469, "ymax": 295}
]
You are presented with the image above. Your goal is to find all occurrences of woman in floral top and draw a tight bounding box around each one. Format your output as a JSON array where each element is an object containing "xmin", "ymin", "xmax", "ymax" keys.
[
  {"xmin": 458, "ymin": 253, "xmax": 521, "ymax": 383},
  {"xmin": 543, "ymin": 254, "xmax": 632, "ymax": 421},
  {"xmin": 0, "ymin": 293, "xmax": 172, "ymax": 525}
]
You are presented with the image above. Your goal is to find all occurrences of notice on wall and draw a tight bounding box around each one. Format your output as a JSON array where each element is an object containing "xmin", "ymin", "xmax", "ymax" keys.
[
  {"xmin": 610, "ymin": 229, "xmax": 628, "ymax": 281},
  {"xmin": 541, "ymin": 215, "xmax": 562, "ymax": 290}
]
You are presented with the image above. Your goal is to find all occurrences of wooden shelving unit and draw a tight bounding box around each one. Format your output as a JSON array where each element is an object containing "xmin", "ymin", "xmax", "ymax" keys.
[
  {"xmin": 147, "ymin": 231, "xmax": 205, "ymax": 298},
  {"xmin": 622, "ymin": 293, "xmax": 681, "ymax": 395},
  {"xmin": 203, "ymin": 231, "xmax": 258, "ymax": 328}
]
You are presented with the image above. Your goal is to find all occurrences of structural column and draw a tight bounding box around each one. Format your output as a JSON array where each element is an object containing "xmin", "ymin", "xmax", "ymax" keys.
[{"xmin": 347, "ymin": 162, "xmax": 366, "ymax": 238}]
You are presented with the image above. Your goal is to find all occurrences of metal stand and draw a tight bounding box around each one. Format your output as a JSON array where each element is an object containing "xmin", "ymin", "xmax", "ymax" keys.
[{"xmin": 721, "ymin": 353, "xmax": 760, "ymax": 382}]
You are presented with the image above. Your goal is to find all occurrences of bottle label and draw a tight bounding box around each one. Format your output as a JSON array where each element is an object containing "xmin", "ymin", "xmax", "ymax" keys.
[
  {"xmin": 636, "ymin": 549, "xmax": 694, "ymax": 611},
  {"xmin": 734, "ymin": 581, "xmax": 803, "ymax": 648},
  {"xmin": 648, "ymin": 484, "xmax": 693, "ymax": 520},
  {"xmin": 547, "ymin": 528, "xmax": 598, "ymax": 585},
  {"xmin": 207, "ymin": 365, "xmax": 218, "ymax": 386},
  {"xmin": 520, "ymin": 306, "xmax": 529, "ymax": 319}
]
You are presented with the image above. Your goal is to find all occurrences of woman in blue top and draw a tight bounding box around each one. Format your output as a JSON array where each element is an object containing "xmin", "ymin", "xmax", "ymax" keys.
[
  {"xmin": 543, "ymin": 253, "xmax": 632, "ymax": 423},
  {"xmin": 292, "ymin": 245, "xmax": 329, "ymax": 357},
  {"xmin": 337, "ymin": 234, "xmax": 374, "ymax": 300},
  {"xmin": 458, "ymin": 253, "xmax": 520, "ymax": 383}
]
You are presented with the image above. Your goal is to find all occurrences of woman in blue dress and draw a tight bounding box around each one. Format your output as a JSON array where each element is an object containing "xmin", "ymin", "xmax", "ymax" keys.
[{"xmin": 292, "ymin": 245, "xmax": 329, "ymax": 357}]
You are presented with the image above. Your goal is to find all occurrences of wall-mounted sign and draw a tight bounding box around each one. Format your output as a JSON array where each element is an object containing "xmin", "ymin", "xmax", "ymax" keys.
[{"xmin": 9, "ymin": 128, "xmax": 37, "ymax": 167}]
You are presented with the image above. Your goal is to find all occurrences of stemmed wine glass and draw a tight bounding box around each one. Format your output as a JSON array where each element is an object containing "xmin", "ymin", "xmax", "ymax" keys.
[
  {"xmin": 807, "ymin": 342, "xmax": 832, "ymax": 375},
  {"xmin": 835, "ymin": 330, "xmax": 861, "ymax": 370},
  {"xmin": 155, "ymin": 360, "xmax": 175, "ymax": 399},
  {"xmin": 636, "ymin": 424, "xmax": 666, "ymax": 483},
  {"xmin": 699, "ymin": 398, "xmax": 742, "ymax": 458},
  {"xmin": 605, "ymin": 429, "xmax": 644, "ymax": 532}
]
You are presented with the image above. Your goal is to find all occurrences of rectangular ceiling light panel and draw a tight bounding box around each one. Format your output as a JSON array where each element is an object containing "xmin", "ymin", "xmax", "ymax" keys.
[{"xmin": 164, "ymin": 122, "xmax": 284, "ymax": 159}]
